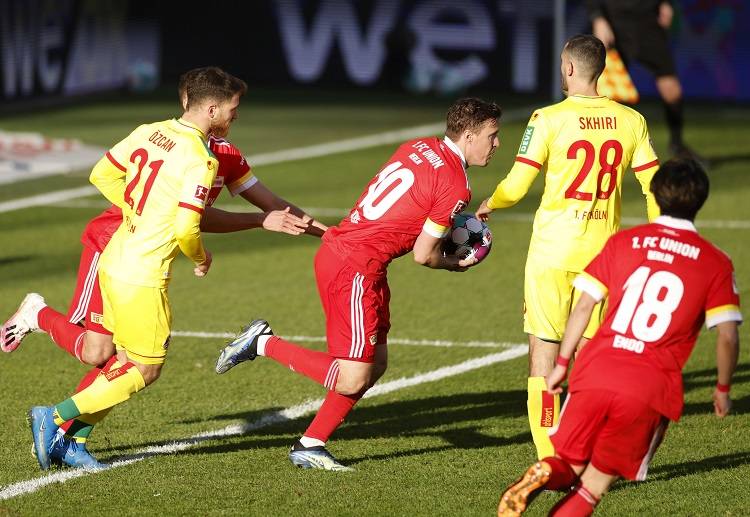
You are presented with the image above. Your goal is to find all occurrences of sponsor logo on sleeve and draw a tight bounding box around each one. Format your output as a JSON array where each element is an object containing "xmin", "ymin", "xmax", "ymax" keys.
[
  {"xmin": 518, "ymin": 126, "xmax": 535, "ymax": 154},
  {"xmin": 451, "ymin": 200, "xmax": 467, "ymax": 218},
  {"xmin": 194, "ymin": 185, "xmax": 210, "ymax": 202}
]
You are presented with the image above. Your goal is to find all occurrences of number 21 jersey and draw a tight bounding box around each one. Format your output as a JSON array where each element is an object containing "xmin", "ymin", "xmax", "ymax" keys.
[
  {"xmin": 99, "ymin": 118, "xmax": 218, "ymax": 288},
  {"xmin": 323, "ymin": 137, "xmax": 470, "ymax": 276}
]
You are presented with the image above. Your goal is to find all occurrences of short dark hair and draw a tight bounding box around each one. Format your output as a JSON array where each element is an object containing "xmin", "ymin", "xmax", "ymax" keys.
[
  {"xmin": 564, "ymin": 34, "xmax": 606, "ymax": 81},
  {"xmin": 445, "ymin": 98, "xmax": 502, "ymax": 140},
  {"xmin": 178, "ymin": 67, "xmax": 247, "ymax": 110},
  {"xmin": 650, "ymin": 157, "xmax": 709, "ymax": 221}
]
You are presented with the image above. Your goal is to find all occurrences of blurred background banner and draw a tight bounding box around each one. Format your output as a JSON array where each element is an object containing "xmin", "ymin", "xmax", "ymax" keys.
[{"xmin": 1, "ymin": 0, "xmax": 748, "ymax": 107}]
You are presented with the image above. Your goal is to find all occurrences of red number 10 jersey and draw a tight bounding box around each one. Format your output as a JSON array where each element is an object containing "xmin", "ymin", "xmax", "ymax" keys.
[{"xmin": 323, "ymin": 137, "xmax": 471, "ymax": 276}]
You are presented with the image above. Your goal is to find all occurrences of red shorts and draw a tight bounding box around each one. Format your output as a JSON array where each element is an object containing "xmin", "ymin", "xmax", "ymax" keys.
[
  {"xmin": 314, "ymin": 244, "xmax": 390, "ymax": 362},
  {"xmin": 550, "ymin": 389, "xmax": 668, "ymax": 481},
  {"xmin": 66, "ymin": 246, "xmax": 111, "ymax": 335}
]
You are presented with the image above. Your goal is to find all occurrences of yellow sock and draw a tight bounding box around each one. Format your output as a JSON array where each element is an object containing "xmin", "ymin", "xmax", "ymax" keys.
[
  {"xmin": 527, "ymin": 376, "xmax": 559, "ymax": 459},
  {"xmin": 70, "ymin": 362, "xmax": 146, "ymax": 416}
]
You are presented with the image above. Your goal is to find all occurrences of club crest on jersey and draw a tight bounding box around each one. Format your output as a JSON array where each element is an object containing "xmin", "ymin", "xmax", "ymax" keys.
[
  {"xmin": 207, "ymin": 160, "xmax": 214, "ymax": 170},
  {"xmin": 450, "ymin": 200, "xmax": 467, "ymax": 218},
  {"xmin": 194, "ymin": 185, "xmax": 209, "ymax": 202}
]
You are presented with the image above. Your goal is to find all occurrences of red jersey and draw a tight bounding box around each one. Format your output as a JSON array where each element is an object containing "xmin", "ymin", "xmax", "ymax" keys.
[
  {"xmin": 323, "ymin": 137, "xmax": 471, "ymax": 275},
  {"xmin": 570, "ymin": 216, "xmax": 742, "ymax": 421},
  {"xmin": 81, "ymin": 136, "xmax": 255, "ymax": 252}
]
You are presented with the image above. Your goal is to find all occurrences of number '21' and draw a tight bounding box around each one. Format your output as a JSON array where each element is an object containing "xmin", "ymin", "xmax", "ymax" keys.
[{"xmin": 124, "ymin": 148, "xmax": 163, "ymax": 216}]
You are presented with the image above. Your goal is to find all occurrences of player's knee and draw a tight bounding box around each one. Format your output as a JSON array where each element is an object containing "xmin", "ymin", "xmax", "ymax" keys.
[
  {"xmin": 139, "ymin": 365, "xmax": 163, "ymax": 386},
  {"xmin": 82, "ymin": 333, "xmax": 116, "ymax": 366},
  {"xmin": 335, "ymin": 375, "xmax": 368, "ymax": 396}
]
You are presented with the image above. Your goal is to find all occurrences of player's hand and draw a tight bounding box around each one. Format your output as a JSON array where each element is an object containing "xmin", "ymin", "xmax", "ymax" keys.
[
  {"xmin": 546, "ymin": 364, "xmax": 568, "ymax": 394},
  {"xmin": 457, "ymin": 254, "xmax": 479, "ymax": 269},
  {"xmin": 592, "ymin": 17, "xmax": 615, "ymax": 48},
  {"xmin": 712, "ymin": 388, "xmax": 732, "ymax": 417},
  {"xmin": 475, "ymin": 199, "xmax": 493, "ymax": 222},
  {"xmin": 194, "ymin": 250, "xmax": 212, "ymax": 277},
  {"xmin": 658, "ymin": 2, "xmax": 674, "ymax": 29},
  {"xmin": 263, "ymin": 207, "xmax": 309, "ymax": 236}
]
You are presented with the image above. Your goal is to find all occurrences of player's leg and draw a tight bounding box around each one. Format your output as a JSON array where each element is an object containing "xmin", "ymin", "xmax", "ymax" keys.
[
  {"xmin": 29, "ymin": 273, "xmax": 167, "ymax": 469},
  {"xmin": 523, "ymin": 261, "xmax": 571, "ymax": 459}
]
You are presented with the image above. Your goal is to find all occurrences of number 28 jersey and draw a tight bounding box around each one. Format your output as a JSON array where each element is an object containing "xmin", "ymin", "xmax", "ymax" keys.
[
  {"xmin": 571, "ymin": 216, "xmax": 742, "ymax": 421},
  {"xmin": 323, "ymin": 137, "xmax": 471, "ymax": 276},
  {"xmin": 517, "ymin": 95, "xmax": 659, "ymax": 271}
]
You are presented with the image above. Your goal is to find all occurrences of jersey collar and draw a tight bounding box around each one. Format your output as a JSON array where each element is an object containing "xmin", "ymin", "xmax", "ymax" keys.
[
  {"xmin": 655, "ymin": 215, "xmax": 698, "ymax": 233},
  {"xmin": 175, "ymin": 118, "xmax": 207, "ymax": 140},
  {"xmin": 443, "ymin": 136, "xmax": 467, "ymax": 170},
  {"xmin": 568, "ymin": 94, "xmax": 608, "ymax": 103}
]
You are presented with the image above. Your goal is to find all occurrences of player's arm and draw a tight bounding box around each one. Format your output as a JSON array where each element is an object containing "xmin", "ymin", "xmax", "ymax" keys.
[
  {"xmin": 585, "ymin": 0, "xmax": 615, "ymax": 48},
  {"xmin": 201, "ymin": 206, "xmax": 308, "ymax": 236},
  {"xmin": 634, "ymin": 163, "xmax": 660, "ymax": 222},
  {"xmin": 239, "ymin": 181, "xmax": 326, "ymax": 236},
  {"xmin": 476, "ymin": 159, "xmax": 540, "ymax": 221},
  {"xmin": 548, "ymin": 264, "xmax": 610, "ymax": 392},
  {"xmin": 89, "ymin": 153, "xmax": 128, "ymax": 210},
  {"xmin": 713, "ymin": 321, "xmax": 739, "ymax": 417},
  {"xmin": 175, "ymin": 159, "xmax": 216, "ymax": 276},
  {"xmin": 412, "ymin": 230, "xmax": 476, "ymax": 271}
]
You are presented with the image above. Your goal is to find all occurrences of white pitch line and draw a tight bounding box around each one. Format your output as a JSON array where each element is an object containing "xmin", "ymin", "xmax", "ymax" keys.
[
  {"xmin": 0, "ymin": 344, "xmax": 526, "ymax": 500},
  {"xmin": 1, "ymin": 108, "xmax": 532, "ymax": 215},
  {"xmin": 171, "ymin": 330, "xmax": 516, "ymax": 349}
]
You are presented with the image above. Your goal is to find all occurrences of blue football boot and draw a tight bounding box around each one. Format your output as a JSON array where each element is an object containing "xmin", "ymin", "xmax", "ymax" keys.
[
  {"xmin": 50, "ymin": 436, "xmax": 106, "ymax": 469},
  {"xmin": 215, "ymin": 319, "xmax": 273, "ymax": 374},
  {"xmin": 28, "ymin": 406, "xmax": 59, "ymax": 470}
]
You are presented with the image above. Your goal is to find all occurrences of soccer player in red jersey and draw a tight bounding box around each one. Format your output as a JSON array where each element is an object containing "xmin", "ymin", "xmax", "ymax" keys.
[
  {"xmin": 1, "ymin": 68, "xmax": 325, "ymax": 469},
  {"xmin": 215, "ymin": 97, "xmax": 502, "ymax": 470},
  {"xmin": 497, "ymin": 156, "xmax": 741, "ymax": 516}
]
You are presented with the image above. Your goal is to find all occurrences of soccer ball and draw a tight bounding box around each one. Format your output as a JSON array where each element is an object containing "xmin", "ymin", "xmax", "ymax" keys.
[{"xmin": 442, "ymin": 213, "xmax": 492, "ymax": 264}]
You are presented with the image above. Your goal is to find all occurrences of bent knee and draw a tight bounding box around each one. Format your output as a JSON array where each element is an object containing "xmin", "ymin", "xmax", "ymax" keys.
[{"xmin": 335, "ymin": 376, "xmax": 368, "ymax": 396}]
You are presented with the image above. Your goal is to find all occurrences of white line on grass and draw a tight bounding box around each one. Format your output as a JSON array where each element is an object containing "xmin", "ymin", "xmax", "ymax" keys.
[
  {"xmin": 40, "ymin": 199, "xmax": 750, "ymax": 230},
  {"xmin": 171, "ymin": 330, "xmax": 517, "ymax": 349},
  {"xmin": 0, "ymin": 344, "xmax": 526, "ymax": 500},
  {"xmin": 1, "ymin": 108, "xmax": 532, "ymax": 214}
]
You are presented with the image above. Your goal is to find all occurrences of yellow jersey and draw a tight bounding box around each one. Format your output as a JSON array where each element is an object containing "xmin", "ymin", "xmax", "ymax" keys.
[
  {"xmin": 91, "ymin": 118, "xmax": 218, "ymax": 287},
  {"xmin": 488, "ymin": 95, "xmax": 659, "ymax": 271}
]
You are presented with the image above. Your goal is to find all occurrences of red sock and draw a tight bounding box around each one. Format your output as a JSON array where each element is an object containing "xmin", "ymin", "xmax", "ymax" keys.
[
  {"xmin": 59, "ymin": 355, "xmax": 118, "ymax": 433},
  {"xmin": 549, "ymin": 484, "xmax": 599, "ymax": 516},
  {"xmin": 37, "ymin": 307, "xmax": 86, "ymax": 362},
  {"xmin": 265, "ymin": 336, "xmax": 339, "ymax": 389},
  {"xmin": 543, "ymin": 456, "xmax": 579, "ymax": 490},
  {"xmin": 304, "ymin": 390, "xmax": 361, "ymax": 442}
]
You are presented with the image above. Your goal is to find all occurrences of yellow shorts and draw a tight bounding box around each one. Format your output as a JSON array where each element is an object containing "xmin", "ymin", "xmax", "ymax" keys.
[
  {"xmin": 99, "ymin": 270, "xmax": 172, "ymax": 365},
  {"xmin": 523, "ymin": 259, "xmax": 605, "ymax": 342}
]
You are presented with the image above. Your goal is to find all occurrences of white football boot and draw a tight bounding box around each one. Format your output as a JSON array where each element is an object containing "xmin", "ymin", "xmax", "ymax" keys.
[{"xmin": 1, "ymin": 293, "xmax": 46, "ymax": 352}]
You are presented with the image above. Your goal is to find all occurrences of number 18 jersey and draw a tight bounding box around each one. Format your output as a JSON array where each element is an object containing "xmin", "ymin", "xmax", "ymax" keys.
[
  {"xmin": 571, "ymin": 216, "xmax": 742, "ymax": 421},
  {"xmin": 323, "ymin": 136, "xmax": 471, "ymax": 276}
]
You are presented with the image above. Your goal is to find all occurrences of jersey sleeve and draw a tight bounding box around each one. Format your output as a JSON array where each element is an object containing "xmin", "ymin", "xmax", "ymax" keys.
[
  {"xmin": 705, "ymin": 261, "xmax": 743, "ymax": 328},
  {"xmin": 631, "ymin": 116, "xmax": 660, "ymax": 221},
  {"xmin": 223, "ymin": 151, "xmax": 257, "ymax": 196},
  {"xmin": 424, "ymin": 175, "xmax": 468, "ymax": 238},
  {"xmin": 487, "ymin": 110, "xmax": 547, "ymax": 209},
  {"xmin": 573, "ymin": 233, "xmax": 618, "ymax": 302},
  {"xmin": 175, "ymin": 156, "xmax": 218, "ymax": 264}
]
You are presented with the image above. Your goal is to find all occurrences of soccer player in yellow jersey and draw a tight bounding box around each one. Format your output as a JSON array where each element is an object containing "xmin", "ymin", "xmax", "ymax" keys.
[
  {"xmin": 476, "ymin": 35, "xmax": 660, "ymax": 460},
  {"xmin": 28, "ymin": 67, "xmax": 248, "ymax": 470}
]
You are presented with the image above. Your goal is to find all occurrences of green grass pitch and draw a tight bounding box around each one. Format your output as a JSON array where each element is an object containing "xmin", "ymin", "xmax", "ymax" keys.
[{"xmin": 0, "ymin": 90, "xmax": 748, "ymax": 515}]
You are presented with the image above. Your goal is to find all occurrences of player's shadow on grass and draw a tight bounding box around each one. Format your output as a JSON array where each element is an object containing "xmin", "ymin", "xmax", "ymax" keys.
[
  {"xmin": 682, "ymin": 363, "xmax": 750, "ymax": 393},
  {"xmin": 609, "ymin": 451, "xmax": 750, "ymax": 492},
  {"xmin": 706, "ymin": 153, "xmax": 750, "ymax": 169},
  {"xmin": 0, "ymin": 255, "xmax": 33, "ymax": 266},
  {"xmin": 128, "ymin": 389, "xmax": 531, "ymax": 464}
]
